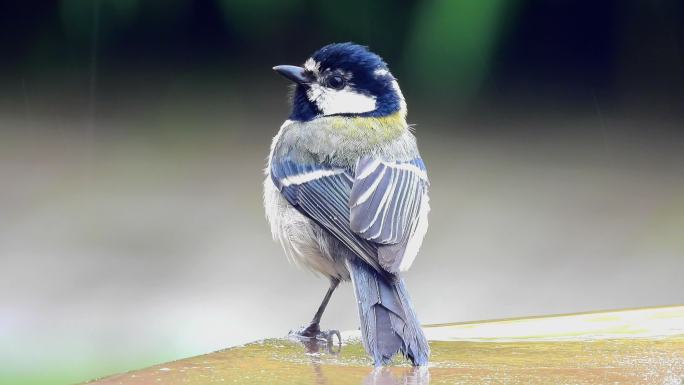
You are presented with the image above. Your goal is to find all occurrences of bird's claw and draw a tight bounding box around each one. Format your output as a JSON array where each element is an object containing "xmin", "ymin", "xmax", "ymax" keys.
[
  {"xmin": 289, "ymin": 323, "xmax": 340, "ymax": 342},
  {"xmin": 289, "ymin": 324, "xmax": 342, "ymax": 354},
  {"xmin": 293, "ymin": 322, "xmax": 322, "ymax": 338}
]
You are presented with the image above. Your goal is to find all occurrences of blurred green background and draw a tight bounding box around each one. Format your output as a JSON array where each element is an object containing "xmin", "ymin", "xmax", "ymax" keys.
[{"xmin": 1, "ymin": 1, "xmax": 683, "ymax": 384}]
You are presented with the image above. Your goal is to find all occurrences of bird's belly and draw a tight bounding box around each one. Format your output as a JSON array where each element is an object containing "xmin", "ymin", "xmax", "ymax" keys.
[{"xmin": 263, "ymin": 176, "xmax": 350, "ymax": 280}]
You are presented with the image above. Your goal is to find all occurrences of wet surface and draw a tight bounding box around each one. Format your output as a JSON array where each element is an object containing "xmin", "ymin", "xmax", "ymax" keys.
[{"xmin": 86, "ymin": 306, "xmax": 684, "ymax": 385}]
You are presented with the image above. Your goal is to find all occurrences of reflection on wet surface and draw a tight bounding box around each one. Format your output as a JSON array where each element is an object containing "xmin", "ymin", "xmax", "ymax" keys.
[
  {"xmin": 362, "ymin": 367, "xmax": 430, "ymax": 385},
  {"xmin": 87, "ymin": 306, "xmax": 684, "ymax": 385}
]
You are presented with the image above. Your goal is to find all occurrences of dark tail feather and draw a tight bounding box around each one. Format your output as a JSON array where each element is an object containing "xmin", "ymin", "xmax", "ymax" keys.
[{"xmin": 347, "ymin": 258, "xmax": 430, "ymax": 366}]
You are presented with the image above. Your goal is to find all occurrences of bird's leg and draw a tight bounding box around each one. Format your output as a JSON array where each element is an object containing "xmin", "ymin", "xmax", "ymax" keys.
[
  {"xmin": 301, "ymin": 278, "xmax": 340, "ymax": 336},
  {"xmin": 290, "ymin": 278, "xmax": 342, "ymax": 354}
]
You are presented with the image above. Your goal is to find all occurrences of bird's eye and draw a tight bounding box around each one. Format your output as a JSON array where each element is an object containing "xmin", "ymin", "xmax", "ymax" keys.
[{"xmin": 326, "ymin": 75, "xmax": 346, "ymax": 90}]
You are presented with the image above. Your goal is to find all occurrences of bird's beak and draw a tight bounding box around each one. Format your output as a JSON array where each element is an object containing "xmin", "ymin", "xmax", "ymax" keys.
[{"xmin": 273, "ymin": 65, "xmax": 311, "ymax": 85}]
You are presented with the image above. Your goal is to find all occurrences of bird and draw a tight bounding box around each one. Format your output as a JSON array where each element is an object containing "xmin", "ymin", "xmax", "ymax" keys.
[{"xmin": 264, "ymin": 42, "xmax": 430, "ymax": 366}]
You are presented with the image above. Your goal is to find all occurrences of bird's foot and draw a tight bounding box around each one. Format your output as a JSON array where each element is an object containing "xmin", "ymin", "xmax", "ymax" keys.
[
  {"xmin": 292, "ymin": 322, "xmax": 321, "ymax": 338},
  {"xmin": 289, "ymin": 322, "xmax": 340, "ymax": 342},
  {"xmin": 289, "ymin": 323, "xmax": 342, "ymax": 354}
]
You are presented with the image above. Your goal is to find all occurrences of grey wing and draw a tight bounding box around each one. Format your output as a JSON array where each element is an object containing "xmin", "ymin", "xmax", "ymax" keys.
[
  {"xmin": 270, "ymin": 157, "xmax": 385, "ymax": 273},
  {"xmin": 349, "ymin": 156, "xmax": 430, "ymax": 273}
]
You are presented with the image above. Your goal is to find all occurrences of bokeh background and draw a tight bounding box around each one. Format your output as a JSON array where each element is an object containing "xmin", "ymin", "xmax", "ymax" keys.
[{"xmin": 1, "ymin": 1, "xmax": 683, "ymax": 384}]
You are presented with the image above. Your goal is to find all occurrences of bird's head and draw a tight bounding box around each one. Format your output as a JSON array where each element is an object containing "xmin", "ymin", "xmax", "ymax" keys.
[{"xmin": 273, "ymin": 42, "xmax": 406, "ymax": 122}]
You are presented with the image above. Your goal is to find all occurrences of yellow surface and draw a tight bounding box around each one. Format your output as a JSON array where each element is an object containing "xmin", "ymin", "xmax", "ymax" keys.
[{"xmin": 86, "ymin": 306, "xmax": 684, "ymax": 385}]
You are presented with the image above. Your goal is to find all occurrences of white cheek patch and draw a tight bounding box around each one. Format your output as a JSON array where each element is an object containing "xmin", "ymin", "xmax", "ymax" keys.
[{"xmin": 307, "ymin": 84, "xmax": 377, "ymax": 116}]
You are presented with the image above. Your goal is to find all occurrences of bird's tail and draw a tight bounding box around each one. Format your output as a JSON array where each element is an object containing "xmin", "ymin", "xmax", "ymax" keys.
[{"xmin": 347, "ymin": 258, "xmax": 430, "ymax": 366}]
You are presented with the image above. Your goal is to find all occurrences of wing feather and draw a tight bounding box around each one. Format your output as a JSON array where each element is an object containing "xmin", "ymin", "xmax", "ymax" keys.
[
  {"xmin": 349, "ymin": 157, "xmax": 429, "ymax": 272},
  {"xmin": 271, "ymin": 154, "xmax": 429, "ymax": 274}
]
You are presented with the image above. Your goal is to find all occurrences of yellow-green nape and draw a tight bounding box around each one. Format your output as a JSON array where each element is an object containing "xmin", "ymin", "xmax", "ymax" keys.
[{"xmin": 327, "ymin": 112, "xmax": 406, "ymax": 144}]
